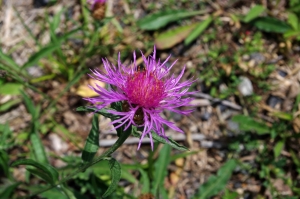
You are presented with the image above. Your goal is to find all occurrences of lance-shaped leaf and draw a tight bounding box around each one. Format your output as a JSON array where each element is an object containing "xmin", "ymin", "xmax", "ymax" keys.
[
  {"xmin": 137, "ymin": 10, "xmax": 205, "ymax": 30},
  {"xmin": 253, "ymin": 17, "xmax": 292, "ymax": 33},
  {"xmin": 232, "ymin": 114, "xmax": 270, "ymax": 135},
  {"xmin": 155, "ymin": 23, "xmax": 199, "ymax": 49},
  {"xmin": 82, "ymin": 114, "xmax": 100, "ymax": 162},
  {"xmin": 243, "ymin": 5, "xmax": 265, "ymax": 23},
  {"xmin": 76, "ymin": 106, "xmax": 119, "ymax": 120},
  {"xmin": 151, "ymin": 144, "xmax": 171, "ymax": 195},
  {"xmin": 185, "ymin": 16, "xmax": 213, "ymax": 45},
  {"xmin": 102, "ymin": 158, "xmax": 122, "ymax": 198},
  {"xmin": 11, "ymin": 159, "xmax": 59, "ymax": 185},
  {"xmin": 193, "ymin": 159, "xmax": 237, "ymax": 199}
]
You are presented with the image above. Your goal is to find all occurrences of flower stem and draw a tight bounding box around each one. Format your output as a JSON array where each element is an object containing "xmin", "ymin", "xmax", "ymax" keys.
[{"xmin": 24, "ymin": 126, "xmax": 132, "ymax": 199}]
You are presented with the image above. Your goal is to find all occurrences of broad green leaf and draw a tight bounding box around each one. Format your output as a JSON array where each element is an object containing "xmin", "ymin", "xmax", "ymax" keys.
[
  {"xmin": 155, "ymin": 23, "xmax": 199, "ymax": 49},
  {"xmin": 0, "ymin": 98, "xmax": 22, "ymax": 112},
  {"xmin": 137, "ymin": 10, "xmax": 205, "ymax": 30},
  {"xmin": 185, "ymin": 16, "xmax": 213, "ymax": 45},
  {"xmin": 193, "ymin": 159, "xmax": 236, "ymax": 199},
  {"xmin": 139, "ymin": 169, "xmax": 150, "ymax": 193},
  {"xmin": 11, "ymin": 159, "xmax": 58, "ymax": 185},
  {"xmin": 82, "ymin": 114, "xmax": 100, "ymax": 162},
  {"xmin": 22, "ymin": 44, "xmax": 61, "ymax": 69},
  {"xmin": 253, "ymin": 17, "xmax": 292, "ymax": 33},
  {"xmin": 243, "ymin": 5, "xmax": 265, "ymax": 23},
  {"xmin": 0, "ymin": 49, "xmax": 20, "ymax": 72},
  {"xmin": 102, "ymin": 158, "xmax": 122, "ymax": 198},
  {"xmin": 274, "ymin": 141, "xmax": 284, "ymax": 158},
  {"xmin": 287, "ymin": 12, "xmax": 298, "ymax": 30},
  {"xmin": 231, "ymin": 114, "xmax": 270, "ymax": 135},
  {"xmin": 0, "ymin": 83, "xmax": 23, "ymax": 95},
  {"xmin": 76, "ymin": 106, "xmax": 119, "ymax": 120},
  {"xmin": 0, "ymin": 182, "xmax": 21, "ymax": 199},
  {"xmin": 284, "ymin": 30, "xmax": 300, "ymax": 40},
  {"xmin": 0, "ymin": 151, "xmax": 9, "ymax": 177},
  {"xmin": 151, "ymin": 144, "xmax": 171, "ymax": 195}
]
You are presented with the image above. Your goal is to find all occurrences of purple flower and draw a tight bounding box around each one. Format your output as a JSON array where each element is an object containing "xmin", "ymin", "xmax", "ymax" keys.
[{"xmin": 86, "ymin": 47, "xmax": 195, "ymax": 150}]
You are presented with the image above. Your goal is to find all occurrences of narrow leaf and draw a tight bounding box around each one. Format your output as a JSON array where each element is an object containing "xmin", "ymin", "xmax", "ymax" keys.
[
  {"xmin": 76, "ymin": 106, "xmax": 119, "ymax": 120},
  {"xmin": 0, "ymin": 151, "xmax": 9, "ymax": 177},
  {"xmin": 151, "ymin": 131, "xmax": 189, "ymax": 151},
  {"xmin": 231, "ymin": 114, "xmax": 270, "ymax": 135},
  {"xmin": 193, "ymin": 159, "xmax": 236, "ymax": 199},
  {"xmin": 185, "ymin": 16, "xmax": 213, "ymax": 45},
  {"xmin": 11, "ymin": 159, "xmax": 58, "ymax": 185},
  {"xmin": 22, "ymin": 44, "xmax": 61, "ymax": 69},
  {"xmin": 155, "ymin": 23, "xmax": 199, "ymax": 49},
  {"xmin": 243, "ymin": 5, "xmax": 265, "ymax": 23},
  {"xmin": 0, "ymin": 49, "xmax": 20, "ymax": 72},
  {"xmin": 151, "ymin": 144, "xmax": 171, "ymax": 195},
  {"xmin": 0, "ymin": 182, "xmax": 21, "ymax": 199},
  {"xmin": 102, "ymin": 158, "xmax": 122, "ymax": 198},
  {"xmin": 82, "ymin": 114, "xmax": 100, "ymax": 162},
  {"xmin": 139, "ymin": 169, "xmax": 150, "ymax": 194},
  {"xmin": 137, "ymin": 10, "xmax": 205, "ymax": 30},
  {"xmin": 30, "ymin": 133, "xmax": 48, "ymax": 164},
  {"xmin": 287, "ymin": 12, "xmax": 298, "ymax": 30},
  {"xmin": 274, "ymin": 141, "xmax": 284, "ymax": 158},
  {"xmin": 253, "ymin": 17, "xmax": 292, "ymax": 33}
]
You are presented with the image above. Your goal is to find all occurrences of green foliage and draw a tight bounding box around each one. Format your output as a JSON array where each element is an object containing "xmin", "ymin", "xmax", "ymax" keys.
[
  {"xmin": 232, "ymin": 114, "xmax": 270, "ymax": 135},
  {"xmin": 243, "ymin": 5, "xmax": 266, "ymax": 23},
  {"xmin": 185, "ymin": 16, "xmax": 213, "ymax": 45},
  {"xmin": 81, "ymin": 114, "xmax": 100, "ymax": 163},
  {"xmin": 137, "ymin": 10, "xmax": 204, "ymax": 30},
  {"xmin": 253, "ymin": 17, "xmax": 292, "ymax": 33},
  {"xmin": 193, "ymin": 160, "xmax": 237, "ymax": 199},
  {"xmin": 102, "ymin": 158, "xmax": 122, "ymax": 198},
  {"xmin": 11, "ymin": 159, "xmax": 59, "ymax": 185}
]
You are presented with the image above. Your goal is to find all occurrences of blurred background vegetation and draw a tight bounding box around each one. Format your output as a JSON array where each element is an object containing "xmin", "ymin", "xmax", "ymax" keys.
[{"xmin": 1, "ymin": 0, "xmax": 300, "ymax": 198}]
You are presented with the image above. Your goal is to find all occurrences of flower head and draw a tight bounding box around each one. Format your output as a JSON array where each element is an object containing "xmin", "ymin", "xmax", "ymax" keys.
[{"xmin": 86, "ymin": 47, "xmax": 196, "ymax": 150}]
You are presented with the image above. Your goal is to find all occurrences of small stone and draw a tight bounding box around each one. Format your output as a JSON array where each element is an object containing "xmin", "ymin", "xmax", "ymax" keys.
[
  {"xmin": 266, "ymin": 95, "xmax": 282, "ymax": 108},
  {"xmin": 200, "ymin": 112, "xmax": 210, "ymax": 121},
  {"xmin": 238, "ymin": 76, "xmax": 253, "ymax": 96},
  {"xmin": 250, "ymin": 52, "xmax": 265, "ymax": 64},
  {"xmin": 278, "ymin": 70, "xmax": 287, "ymax": 77}
]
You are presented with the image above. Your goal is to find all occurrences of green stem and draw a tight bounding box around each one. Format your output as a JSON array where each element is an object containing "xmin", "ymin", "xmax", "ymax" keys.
[{"xmin": 23, "ymin": 127, "xmax": 132, "ymax": 199}]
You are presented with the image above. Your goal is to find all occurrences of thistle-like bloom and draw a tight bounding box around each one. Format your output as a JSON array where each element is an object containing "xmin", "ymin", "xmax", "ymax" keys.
[{"xmin": 86, "ymin": 47, "xmax": 195, "ymax": 150}]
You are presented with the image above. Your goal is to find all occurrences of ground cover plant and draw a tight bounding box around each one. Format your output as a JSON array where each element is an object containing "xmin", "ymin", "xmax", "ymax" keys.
[{"xmin": 1, "ymin": 0, "xmax": 300, "ymax": 198}]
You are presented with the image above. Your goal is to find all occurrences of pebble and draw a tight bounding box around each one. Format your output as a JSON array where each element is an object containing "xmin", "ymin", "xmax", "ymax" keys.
[
  {"xmin": 266, "ymin": 95, "xmax": 282, "ymax": 108},
  {"xmin": 238, "ymin": 76, "xmax": 253, "ymax": 96}
]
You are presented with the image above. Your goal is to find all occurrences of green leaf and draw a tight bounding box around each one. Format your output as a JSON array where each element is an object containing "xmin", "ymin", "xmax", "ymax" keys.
[
  {"xmin": 287, "ymin": 12, "xmax": 298, "ymax": 30},
  {"xmin": 20, "ymin": 90, "xmax": 38, "ymax": 119},
  {"xmin": 151, "ymin": 144, "xmax": 171, "ymax": 195},
  {"xmin": 243, "ymin": 5, "xmax": 265, "ymax": 23},
  {"xmin": 231, "ymin": 114, "xmax": 270, "ymax": 135},
  {"xmin": 185, "ymin": 16, "xmax": 213, "ymax": 45},
  {"xmin": 11, "ymin": 159, "xmax": 58, "ymax": 185},
  {"xmin": 82, "ymin": 114, "xmax": 100, "ymax": 162},
  {"xmin": 0, "ymin": 83, "xmax": 23, "ymax": 95},
  {"xmin": 0, "ymin": 49, "xmax": 20, "ymax": 72},
  {"xmin": 151, "ymin": 131, "xmax": 189, "ymax": 151},
  {"xmin": 193, "ymin": 159, "xmax": 237, "ymax": 199},
  {"xmin": 102, "ymin": 158, "xmax": 122, "ymax": 198},
  {"xmin": 0, "ymin": 151, "xmax": 9, "ymax": 177},
  {"xmin": 0, "ymin": 182, "xmax": 21, "ymax": 199},
  {"xmin": 26, "ymin": 167, "xmax": 56, "ymax": 185},
  {"xmin": 30, "ymin": 132, "xmax": 48, "ymax": 164},
  {"xmin": 253, "ymin": 17, "xmax": 292, "ymax": 33},
  {"xmin": 22, "ymin": 44, "xmax": 61, "ymax": 69},
  {"xmin": 0, "ymin": 98, "xmax": 22, "ymax": 112},
  {"xmin": 76, "ymin": 106, "xmax": 119, "ymax": 120},
  {"xmin": 155, "ymin": 23, "xmax": 199, "ymax": 49},
  {"xmin": 139, "ymin": 169, "xmax": 150, "ymax": 194},
  {"xmin": 272, "ymin": 111, "xmax": 293, "ymax": 121},
  {"xmin": 222, "ymin": 189, "xmax": 239, "ymax": 199},
  {"xmin": 137, "ymin": 10, "xmax": 205, "ymax": 30},
  {"xmin": 274, "ymin": 141, "xmax": 284, "ymax": 158}
]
